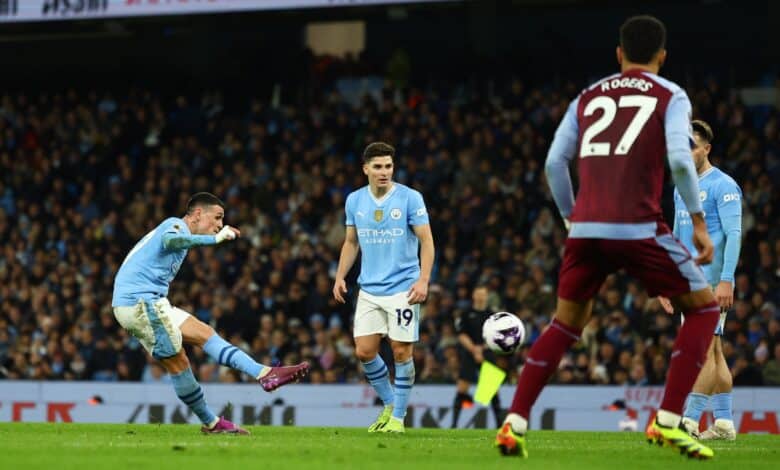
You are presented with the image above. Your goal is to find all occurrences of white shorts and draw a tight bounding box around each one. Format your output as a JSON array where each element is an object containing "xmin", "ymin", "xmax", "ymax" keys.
[
  {"xmin": 681, "ymin": 309, "xmax": 727, "ymax": 336},
  {"xmin": 113, "ymin": 298, "xmax": 191, "ymax": 358},
  {"xmin": 353, "ymin": 290, "xmax": 420, "ymax": 342}
]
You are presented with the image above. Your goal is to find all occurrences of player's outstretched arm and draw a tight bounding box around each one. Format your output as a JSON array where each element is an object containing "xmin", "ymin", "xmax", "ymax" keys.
[
  {"xmin": 161, "ymin": 225, "xmax": 239, "ymax": 250},
  {"xmin": 408, "ymin": 223, "xmax": 434, "ymax": 305},
  {"xmin": 333, "ymin": 226, "xmax": 359, "ymax": 304}
]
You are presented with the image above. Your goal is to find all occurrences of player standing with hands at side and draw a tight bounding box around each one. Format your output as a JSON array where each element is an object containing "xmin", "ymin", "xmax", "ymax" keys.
[
  {"xmin": 334, "ymin": 142, "xmax": 435, "ymax": 433},
  {"xmin": 658, "ymin": 120, "xmax": 742, "ymax": 440}
]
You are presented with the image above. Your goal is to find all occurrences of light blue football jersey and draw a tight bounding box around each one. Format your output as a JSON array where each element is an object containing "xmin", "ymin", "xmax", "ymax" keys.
[
  {"xmin": 112, "ymin": 218, "xmax": 191, "ymax": 307},
  {"xmin": 345, "ymin": 183, "xmax": 429, "ymax": 296},
  {"xmin": 673, "ymin": 167, "xmax": 742, "ymax": 286}
]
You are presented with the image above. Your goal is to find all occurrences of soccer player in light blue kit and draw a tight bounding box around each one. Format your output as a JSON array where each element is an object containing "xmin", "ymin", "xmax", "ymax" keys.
[
  {"xmin": 333, "ymin": 142, "xmax": 435, "ymax": 433},
  {"xmin": 113, "ymin": 192, "xmax": 309, "ymax": 434},
  {"xmin": 659, "ymin": 120, "xmax": 742, "ymax": 440}
]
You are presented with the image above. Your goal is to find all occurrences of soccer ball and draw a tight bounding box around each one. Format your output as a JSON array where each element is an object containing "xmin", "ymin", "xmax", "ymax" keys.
[{"xmin": 482, "ymin": 312, "xmax": 525, "ymax": 354}]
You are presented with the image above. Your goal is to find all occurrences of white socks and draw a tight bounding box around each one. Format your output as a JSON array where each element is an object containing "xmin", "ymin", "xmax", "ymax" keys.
[
  {"xmin": 656, "ymin": 409, "xmax": 682, "ymax": 429},
  {"xmin": 504, "ymin": 413, "xmax": 528, "ymax": 434}
]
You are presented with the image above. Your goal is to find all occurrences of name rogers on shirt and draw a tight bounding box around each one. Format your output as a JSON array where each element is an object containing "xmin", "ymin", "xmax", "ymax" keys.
[{"xmin": 600, "ymin": 77, "xmax": 654, "ymax": 93}]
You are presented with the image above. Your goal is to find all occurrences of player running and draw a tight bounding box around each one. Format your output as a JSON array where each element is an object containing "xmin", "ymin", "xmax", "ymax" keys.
[
  {"xmin": 112, "ymin": 192, "xmax": 309, "ymax": 434},
  {"xmin": 658, "ymin": 120, "xmax": 742, "ymax": 440},
  {"xmin": 495, "ymin": 15, "xmax": 720, "ymax": 459},
  {"xmin": 333, "ymin": 142, "xmax": 435, "ymax": 433}
]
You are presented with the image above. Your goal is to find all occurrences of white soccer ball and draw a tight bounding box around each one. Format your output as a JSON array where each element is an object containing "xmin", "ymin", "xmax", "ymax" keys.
[{"xmin": 482, "ymin": 312, "xmax": 525, "ymax": 354}]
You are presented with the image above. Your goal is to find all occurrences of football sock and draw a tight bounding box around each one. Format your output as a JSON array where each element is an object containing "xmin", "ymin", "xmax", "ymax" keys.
[
  {"xmin": 491, "ymin": 393, "xmax": 504, "ymax": 428},
  {"xmin": 505, "ymin": 412, "xmax": 528, "ymax": 434},
  {"xmin": 712, "ymin": 393, "xmax": 733, "ymax": 421},
  {"xmin": 392, "ymin": 359, "xmax": 415, "ymax": 420},
  {"xmin": 362, "ymin": 356, "xmax": 394, "ymax": 406},
  {"xmin": 203, "ymin": 333, "xmax": 266, "ymax": 379},
  {"xmin": 659, "ymin": 301, "xmax": 720, "ymax": 414},
  {"xmin": 509, "ymin": 318, "xmax": 582, "ymax": 419},
  {"xmin": 451, "ymin": 392, "xmax": 472, "ymax": 428},
  {"xmin": 683, "ymin": 392, "xmax": 709, "ymax": 422},
  {"xmin": 171, "ymin": 367, "xmax": 217, "ymax": 426},
  {"xmin": 656, "ymin": 409, "xmax": 682, "ymax": 429}
]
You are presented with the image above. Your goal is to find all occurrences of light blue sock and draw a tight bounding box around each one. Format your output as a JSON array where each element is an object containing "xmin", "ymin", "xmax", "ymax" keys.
[
  {"xmin": 392, "ymin": 359, "xmax": 415, "ymax": 420},
  {"xmin": 712, "ymin": 393, "xmax": 733, "ymax": 421},
  {"xmin": 683, "ymin": 392, "xmax": 709, "ymax": 422},
  {"xmin": 203, "ymin": 334, "xmax": 266, "ymax": 378},
  {"xmin": 362, "ymin": 356, "xmax": 394, "ymax": 406},
  {"xmin": 171, "ymin": 367, "xmax": 216, "ymax": 425}
]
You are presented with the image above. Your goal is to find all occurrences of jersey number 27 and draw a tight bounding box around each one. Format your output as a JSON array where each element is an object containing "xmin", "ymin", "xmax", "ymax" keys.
[{"xmin": 580, "ymin": 95, "xmax": 658, "ymax": 158}]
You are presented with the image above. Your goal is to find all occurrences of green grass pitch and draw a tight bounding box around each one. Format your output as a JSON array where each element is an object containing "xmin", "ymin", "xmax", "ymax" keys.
[{"xmin": 1, "ymin": 423, "xmax": 777, "ymax": 470}]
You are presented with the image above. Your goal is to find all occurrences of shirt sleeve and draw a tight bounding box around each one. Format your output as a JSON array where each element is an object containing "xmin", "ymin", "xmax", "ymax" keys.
[
  {"xmin": 544, "ymin": 95, "xmax": 580, "ymax": 219},
  {"xmin": 407, "ymin": 190, "xmax": 430, "ymax": 226},
  {"xmin": 672, "ymin": 190, "xmax": 680, "ymax": 239},
  {"xmin": 665, "ymin": 89, "xmax": 703, "ymax": 214},
  {"xmin": 161, "ymin": 218, "xmax": 216, "ymax": 250},
  {"xmin": 345, "ymin": 193, "xmax": 355, "ymax": 226},
  {"xmin": 716, "ymin": 179, "xmax": 743, "ymax": 282}
]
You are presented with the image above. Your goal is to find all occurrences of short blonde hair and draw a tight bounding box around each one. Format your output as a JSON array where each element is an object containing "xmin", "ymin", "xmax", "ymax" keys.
[{"xmin": 691, "ymin": 120, "xmax": 713, "ymax": 143}]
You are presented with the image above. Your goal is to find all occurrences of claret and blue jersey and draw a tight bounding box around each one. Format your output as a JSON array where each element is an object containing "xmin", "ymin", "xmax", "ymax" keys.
[{"xmin": 345, "ymin": 183, "xmax": 429, "ymax": 296}]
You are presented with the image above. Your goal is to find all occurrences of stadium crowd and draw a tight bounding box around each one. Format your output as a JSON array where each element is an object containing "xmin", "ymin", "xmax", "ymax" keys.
[{"xmin": 1, "ymin": 75, "xmax": 779, "ymax": 388}]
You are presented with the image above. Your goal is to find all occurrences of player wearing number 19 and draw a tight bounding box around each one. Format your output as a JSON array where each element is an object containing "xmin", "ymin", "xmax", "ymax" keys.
[
  {"xmin": 333, "ymin": 142, "xmax": 435, "ymax": 433},
  {"xmin": 112, "ymin": 192, "xmax": 309, "ymax": 435},
  {"xmin": 495, "ymin": 16, "xmax": 720, "ymax": 460}
]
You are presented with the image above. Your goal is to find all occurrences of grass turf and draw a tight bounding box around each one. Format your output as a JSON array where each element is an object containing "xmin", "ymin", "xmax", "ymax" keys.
[{"xmin": 0, "ymin": 423, "xmax": 777, "ymax": 470}]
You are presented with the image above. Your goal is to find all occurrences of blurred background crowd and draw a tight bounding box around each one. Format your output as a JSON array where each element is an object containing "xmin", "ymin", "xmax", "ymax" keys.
[{"xmin": 1, "ymin": 61, "xmax": 779, "ymax": 387}]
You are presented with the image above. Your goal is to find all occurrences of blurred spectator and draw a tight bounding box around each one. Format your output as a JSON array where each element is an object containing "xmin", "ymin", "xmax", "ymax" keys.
[{"xmin": 0, "ymin": 73, "xmax": 778, "ymax": 388}]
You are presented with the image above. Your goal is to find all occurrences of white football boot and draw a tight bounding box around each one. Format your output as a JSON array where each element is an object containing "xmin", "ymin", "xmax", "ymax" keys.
[{"xmin": 699, "ymin": 418, "xmax": 736, "ymax": 441}]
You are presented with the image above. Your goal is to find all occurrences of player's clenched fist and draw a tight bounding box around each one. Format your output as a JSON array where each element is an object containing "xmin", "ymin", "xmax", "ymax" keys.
[{"xmin": 215, "ymin": 225, "xmax": 240, "ymax": 243}]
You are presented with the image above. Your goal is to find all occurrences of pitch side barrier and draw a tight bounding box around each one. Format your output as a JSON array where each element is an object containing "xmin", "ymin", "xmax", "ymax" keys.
[{"xmin": 0, "ymin": 382, "xmax": 778, "ymax": 433}]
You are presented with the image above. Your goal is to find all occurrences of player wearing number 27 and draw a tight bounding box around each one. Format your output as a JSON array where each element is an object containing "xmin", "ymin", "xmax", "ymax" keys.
[
  {"xmin": 333, "ymin": 142, "xmax": 435, "ymax": 433},
  {"xmin": 495, "ymin": 16, "xmax": 720, "ymax": 459}
]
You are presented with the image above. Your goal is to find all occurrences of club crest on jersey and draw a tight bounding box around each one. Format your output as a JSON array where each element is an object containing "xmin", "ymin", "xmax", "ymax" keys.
[
  {"xmin": 699, "ymin": 191, "xmax": 707, "ymax": 201},
  {"xmin": 390, "ymin": 208, "xmax": 402, "ymax": 220},
  {"xmin": 374, "ymin": 210, "xmax": 383, "ymax": 222}
]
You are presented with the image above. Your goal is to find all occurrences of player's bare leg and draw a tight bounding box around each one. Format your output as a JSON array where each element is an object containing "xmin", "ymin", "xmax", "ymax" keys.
[
  {"xmin": 646, "ymin": 288, "xmax": 718, "ymax": 459},
  {"xmin": 159, "ymin": 349, "xmax": 248, "ymax": 435},
  {"xmin": 699, "ymin": 338, "xmax": 736, "ymax": 440},
  {"xmin": 180, "ymin": 316, "xmax": 309, "ymax": 391},
  {"xmin": 497, "ymin": 298, "xmax": 593, "ymax": 457},
  {"xmin": 377, "ymin": 340, "xmax": 414, "ymax": 433},
  {"xmin": 356, "ymin": 334, "xmax": 395, "ymax": 432}
]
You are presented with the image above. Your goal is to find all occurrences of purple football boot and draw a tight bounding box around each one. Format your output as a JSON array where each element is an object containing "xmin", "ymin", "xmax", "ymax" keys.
[
  {"xmin": 201, "ymin": 416, "xmax": 250, "ymax": 435},
  {"xmin": 258, "ymin": 362, "xmax": 310, "ymax": 392}
]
